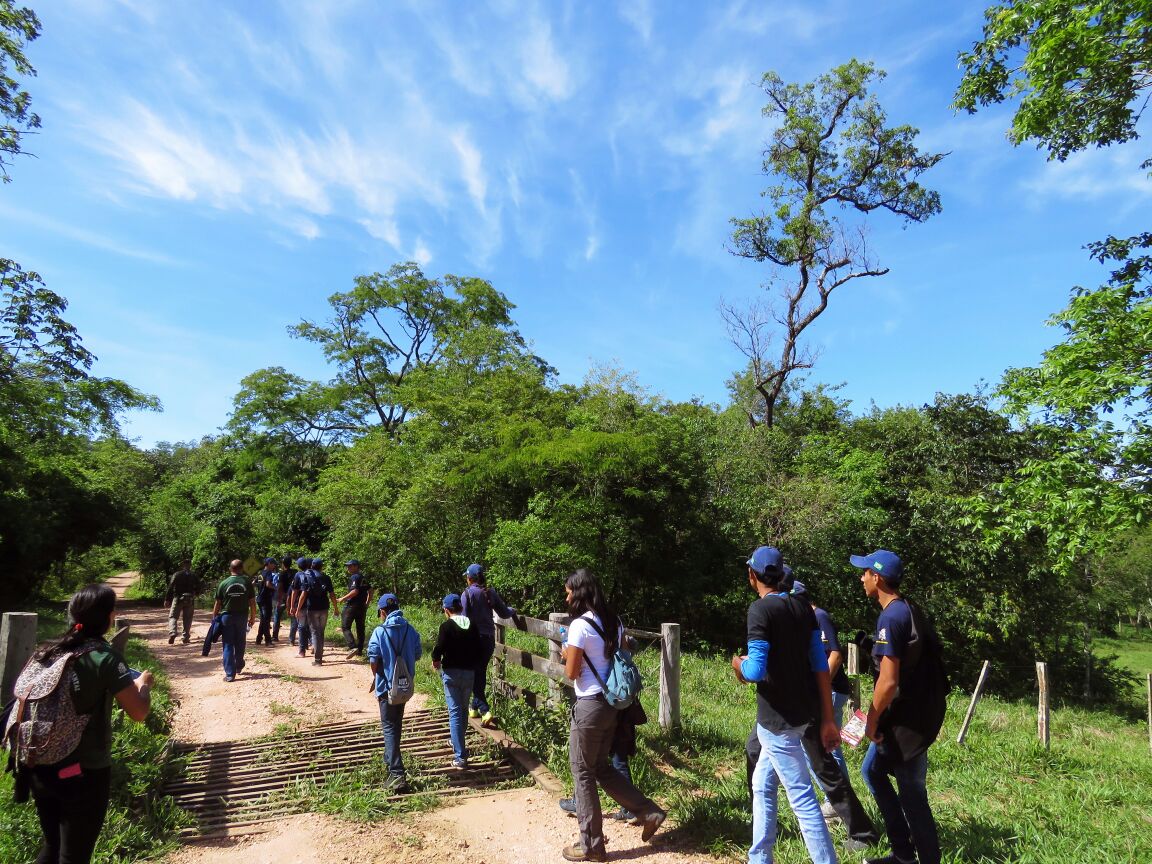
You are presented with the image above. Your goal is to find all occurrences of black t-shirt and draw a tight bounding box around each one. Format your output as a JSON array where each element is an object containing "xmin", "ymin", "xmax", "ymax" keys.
[
  {"xmin": 747, "ymin": 593, "xmax": 820, "ymax": 732},
  {"xmin": 432, "ymin": 616, "xmax": 480, "ymax": 670},
  {"xmin": 345, "ymin": 572, "xmax": 370, "ymax": 607},
  {"xmin": 302, "ymin": 571, "xmax": 334, "ymax": 611},
  {"xmin": 870, "ymin": 598, "xmax": 949, "ymax": 761}
]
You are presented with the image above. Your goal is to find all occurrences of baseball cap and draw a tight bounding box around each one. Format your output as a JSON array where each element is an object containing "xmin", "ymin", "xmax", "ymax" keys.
[
  {"xmin": 345, "ymin": 559, "xmax": 360, "ymax": 567},
  {"xmin": 746, "ymin": 546, "xmax": 783, "ymax": 578},
  {"xmin": 377, "ymin": 593, "xmax": 399, "ymax": 610},
  {"xmin": 263, "ymin": 557, "xmax": 277, "ymax": 565},
  {"xmin": 311, "ymin": 558, "xmax": 324, "ymax": 567},
  {"xmin": 464, "ymin": 563, "xmax": 484, "ymax": 579},
  {"xmin": 443, "ymin": 593, "xmax": 462, "ymax": 610},
  {"xmin": 296, "ymin": 557, "xmax": 311, "ymax": 568},
  {"xmin": 791, "ymin": 579, "xmax": 808, "ymax": 597},
  {"xmin": 849, "ymin": 549, "xmax": 904, "ymax": 585}
]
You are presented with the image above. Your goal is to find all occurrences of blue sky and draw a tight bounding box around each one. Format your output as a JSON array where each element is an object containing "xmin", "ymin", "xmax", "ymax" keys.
[{"xmin": 3, "ymin": 0, "xmax": 1150, "ymax": 447}]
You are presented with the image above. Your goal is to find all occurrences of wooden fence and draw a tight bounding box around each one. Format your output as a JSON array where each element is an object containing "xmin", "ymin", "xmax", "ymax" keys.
[{"xmin": 490, "ymin": 612, "xmax": 681, "ymax": 732}]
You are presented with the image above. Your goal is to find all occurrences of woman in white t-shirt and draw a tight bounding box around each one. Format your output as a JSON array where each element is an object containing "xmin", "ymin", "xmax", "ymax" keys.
[{"xmin": 559, "ymin": 569, "xmax": 666, "ymax": 862}]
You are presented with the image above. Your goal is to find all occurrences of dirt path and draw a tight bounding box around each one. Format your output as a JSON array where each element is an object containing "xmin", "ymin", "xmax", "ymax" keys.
[{"xmin": 110, "ymin": 573, "xmax": 713, "ymax": 864}]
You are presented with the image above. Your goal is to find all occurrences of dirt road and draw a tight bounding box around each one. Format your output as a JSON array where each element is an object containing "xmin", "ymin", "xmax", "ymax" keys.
[{"xmin": 110, "ymin": 573, "xmax": 712, "ymax": 864}]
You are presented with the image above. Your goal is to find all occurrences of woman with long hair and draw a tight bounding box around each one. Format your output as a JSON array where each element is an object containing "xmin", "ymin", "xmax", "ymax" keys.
[
  {"xmin": 560, "ymin": 569, "xmax": 666, "ymax": 862},
  {"xmin": 16, "ymin": 584, "xmax": 154, "ymax": 864}
]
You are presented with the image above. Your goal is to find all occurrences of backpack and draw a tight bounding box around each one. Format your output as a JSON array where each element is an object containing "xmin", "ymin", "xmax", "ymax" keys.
[
  {"xmin": 580, "ymin": 616, "xmax": 642, "ymax": 710},
  {"xmin": 384, "ymin": 625, "xmax": 414, "ymax": 705},
  {"xmin": 880, "ymin": 601, "xmax": 950, "ymax": 761},
  {"xmin": 304, "ymin": 572, "xmax": 329, "ymax": 605},
  {"xmin": 3, "ymin": 642, "xmax": 101, "ymax": 768}
]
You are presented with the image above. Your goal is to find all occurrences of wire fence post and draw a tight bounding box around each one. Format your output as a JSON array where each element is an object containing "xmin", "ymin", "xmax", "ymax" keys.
[
  {"xmin": 659, "ymin": 622, "xmax": 681, "ymax": 733},
  {"xmin": 956, "ymin": 659, "xmax": 991, "ymax": 745},
  {"xmin": 1037, "ymin": 661, "xmax": 1050, "ymax": 749},
  {"xmin": 1, "ymin": 612, "xmax": 38, "ymax": 705}
]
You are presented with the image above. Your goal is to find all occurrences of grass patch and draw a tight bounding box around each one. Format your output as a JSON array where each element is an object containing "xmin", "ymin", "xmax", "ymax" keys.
[
  {"xmin": 0, "ymin": 626, "xmax": 192, "ymax": 863},
  {"xmin": 269, "ymin": 761, "xmax": 442, "ymax": 821}
]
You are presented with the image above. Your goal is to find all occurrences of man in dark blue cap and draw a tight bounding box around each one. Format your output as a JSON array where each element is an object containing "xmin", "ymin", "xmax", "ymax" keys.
[
  {"xmin": 850, "ymin": 549, "xmax": 948, "ymax": 864},
  {"xmin": 733, "ymin": 546, "xmax": 839, "ymax": 864},
  {"xmin": 288, "ymin": 557, "xmax": 314, "ymax": 655},
  {"xmin": 460, "ymin": 562, "xmax": 514, "ymax": 727},
  {"xmin": 300, "ymin": 558, "xmax": 339, "ymax": 665},
  {"xmin": 337, "ymin": 559, "xmax": 372, "ymax": 659},
  {"xmin": 367, "ymin": 593, "xmax": 422, "ymax": 792},
  {"xmin": 254, "ymin": 558, "xmax": 278, "ymax": 645}
]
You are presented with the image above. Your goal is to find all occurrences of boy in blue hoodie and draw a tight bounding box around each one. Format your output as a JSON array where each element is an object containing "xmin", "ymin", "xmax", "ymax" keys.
[{"xmin": 367, "ymin": 593, "xmax": 422, "ymax": 792}]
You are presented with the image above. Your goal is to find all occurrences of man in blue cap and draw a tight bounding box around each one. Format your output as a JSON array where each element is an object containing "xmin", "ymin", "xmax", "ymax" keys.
[
  {"xmin": 733, "ymin": 546, "xmax": 839, "ymax": 864},
  {"xmin": 337, "ymin": 559, "xmax": 372, "ymax": 659},
  {"xmin": 367, "ymin": 593, "xmax": 422, "ymax": 792},
  {"xmin": 850, "ymin": 549, "xmax": 948, "ymax": 864},
  {"xmin": 254, "ymin": 558, "xmax": 278, "ymax": 645},
  {"xmin": 300, "ymin": 558, "xmax": 339, "ymax": 665},
  {"xmin": 288, "ymin": 557, "xmax": 314, "ymax": 655},
  {"xmin": 460, "ymin": 562, "xmax": 514, "ymax": 727},
  {"xmin": 431, "ymin": 592, "xmax": 478, "ymax": 768}
]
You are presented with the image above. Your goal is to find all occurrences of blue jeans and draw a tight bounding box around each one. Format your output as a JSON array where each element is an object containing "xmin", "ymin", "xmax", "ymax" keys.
[
  {"xmin": 471, "ymin": 633, "xmax": 495, "ymax": 714},
  {"xmin": 863, "ymin": 743, "xmax": 940, "ymax": 864},
  {"xmin": 296, "ymin": 610, "xmax": 311, "ymax": 653},
  {"xmin": 750, "ymin": 723, "xmax": 837, "ymax": 864},
  {"xmin": 219, "ymin": 613, "xmax": 247, "ymax": 678},
  {"xmin": 441, "ymin": 667, "xmax": 475, "ymax": 761},
  {"xmin": 379, "ymin": 700, "xmax": 406, "ymax": 778}
]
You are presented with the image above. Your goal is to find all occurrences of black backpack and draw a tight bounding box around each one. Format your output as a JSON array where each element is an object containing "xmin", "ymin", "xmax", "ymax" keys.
[
  {"xmin": 304, "ymin": 572, "xmax": 328, "ymax": 605},
  {"xmin": 882, "ymin": 601, "xmax": 950, "ymax": 761}
]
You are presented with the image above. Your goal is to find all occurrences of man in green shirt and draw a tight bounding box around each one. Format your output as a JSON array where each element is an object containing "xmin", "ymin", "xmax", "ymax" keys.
[{"xmin": 212, "ymin": 559, "xmax": 256, "ymax": 682}]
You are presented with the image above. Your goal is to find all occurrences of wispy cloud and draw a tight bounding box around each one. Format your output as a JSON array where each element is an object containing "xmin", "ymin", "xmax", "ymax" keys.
[{"xmin": 0, "ymin": 201, "xmax": 186, "ymax": 266}]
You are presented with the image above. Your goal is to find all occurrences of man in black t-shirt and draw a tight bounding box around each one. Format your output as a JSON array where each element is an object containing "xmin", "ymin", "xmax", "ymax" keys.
[
  {"xmin": 851, "ymin": 549, "xmax": 946, "ymax": 864},
  {"xmin": 732, "ymin": 546, "xmax": 839, "ymax": 864},
  {"xmin": 338, "ymin": 559, "xmax": 372, "ymax": 658}
]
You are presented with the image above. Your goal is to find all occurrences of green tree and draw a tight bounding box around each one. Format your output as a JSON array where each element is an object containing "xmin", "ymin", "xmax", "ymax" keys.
[
  {"xmin": 0, "ymin": 0, "xmax": 40, "ymax": 181},
  {"xmin": 725, "ymin": 60, "xmax": 944, "ymax": 427},
  {"xmin": 955, "ymin": 0, "xmax": 1152, "ymax": 163}
]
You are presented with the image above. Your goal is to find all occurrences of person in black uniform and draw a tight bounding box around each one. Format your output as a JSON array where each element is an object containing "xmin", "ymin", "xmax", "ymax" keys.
[{"xmin": 338, "ymin": 559, "xmax": 372, "ymax": 659}]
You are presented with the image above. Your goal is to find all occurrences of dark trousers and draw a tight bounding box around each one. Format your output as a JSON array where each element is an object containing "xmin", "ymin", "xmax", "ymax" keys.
[
  {"xmin": 30, "ymin": 764, "xmax": 112, "ymax": 864},
  {"xmin": 379, "ymin": 699, "xmax": 406, "ymax": 778},
  {"xmin": 255, "ymin": 600, "xmax": 273, "ymax": 644},
  {"xmin": 569, "ymin": 696, "xmax": 656, "ymax": 856},
  {"xmin": 471, "ymin": 632, "xmax": 496, "ymax": 714},
  {"xmin": 272, "ymin": 602, "xmax": 286, "ymax": 639},
  {"xmin": 863, "ymin": 743, "xmax": 940, "ymax": 864},
  {"xmin": 341, "ymin": 603, "xmax": 367, "ymax": 653}
]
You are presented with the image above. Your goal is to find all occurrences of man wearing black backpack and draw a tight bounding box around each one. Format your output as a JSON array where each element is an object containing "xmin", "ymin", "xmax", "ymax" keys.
[
  {"xmin": 212, "ymin": 559, "xmax": 257, "ymax": 682},
  {"xmin": 850, "ymin": 549, "xmax": 948, "ymax": 864},
  {"xmin": 300, "ymin": 558, "xmax": 339, "ymax": 666}
]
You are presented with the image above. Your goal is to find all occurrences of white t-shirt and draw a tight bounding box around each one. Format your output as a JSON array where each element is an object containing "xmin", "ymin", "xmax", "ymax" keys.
[{"xmin": 567, "ymin": 612, "xmax": 624, "ymax": 698}]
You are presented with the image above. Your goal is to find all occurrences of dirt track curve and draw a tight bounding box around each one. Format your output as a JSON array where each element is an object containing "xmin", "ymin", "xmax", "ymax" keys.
[{"xmin": 109, "ymin": 573, "xmax": 711, "ymax": 864}]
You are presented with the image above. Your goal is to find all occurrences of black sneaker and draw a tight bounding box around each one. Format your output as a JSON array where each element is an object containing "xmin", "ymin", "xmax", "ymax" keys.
[
  {"xmin": 558, "ymin": 797, "xmax": 577, "ymax": 816},
  {"xmin": 168, "ymin": 634, "xmax": 176, "ymax": 644},
  {"xmin": 864, "ymin": 856, "xmax": 916, "ymax": 864}
]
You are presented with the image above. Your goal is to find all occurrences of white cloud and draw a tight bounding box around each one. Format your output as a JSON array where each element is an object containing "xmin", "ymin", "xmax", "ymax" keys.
[
  {"xmin": 619, "ymin": 0, "xmax": 654, "ymax": 43},
  {"xmin": 412, "ymin": 237, "xmax": 432, "ymax": 266},
  {"xmin": 452, "ymin": 129, "xmax": 489, "ymax": 213},
  {"xmin": 521, "ymin": 18, "xmax": 573, "ymax": 102},
  {"xmin": 1020, "ymin": 146, "xmax": 1152, "ymax": 206}
]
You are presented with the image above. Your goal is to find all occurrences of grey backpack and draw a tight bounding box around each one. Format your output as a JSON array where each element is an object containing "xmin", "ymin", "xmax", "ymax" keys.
[
  {"xmin": 385, "ymin": 625, "xmax": 414, "ymax": 705},
  {"xmin": 3, "ymin": 642, "xmax": 100, "ymax": 768}
]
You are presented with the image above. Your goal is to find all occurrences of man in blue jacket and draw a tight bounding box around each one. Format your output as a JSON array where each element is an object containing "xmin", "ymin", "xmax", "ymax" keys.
[{"xmin": 367, "ymin": 593, "xmax": 422, "ymax": 793}]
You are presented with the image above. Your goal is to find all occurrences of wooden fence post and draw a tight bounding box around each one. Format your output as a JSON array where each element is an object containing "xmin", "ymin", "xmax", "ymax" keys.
[
  {"xmin": 1, "ymin": 612, "xmax": 38, "ymax": 704},
  {"xmin": 548, "ymin": 612, "xmax": 568, "ymax": 707},
  {"xmin": 846, "ymin": 642, "xmax": 861, "ymax": 712},
  {"xmin": 956, "ymin": 659, "xmax": 991, "ymax": 745},
  {"xmin": 659, "ymin": 623, "xmax": 681, "ymax": 733},
  {"xmin": 494, "ymin": 614, "xmax": 506, "ymax": 689},
  {"xmin": 1037, "ymin": 662, "xmax": 1050, "ymax": 749}
]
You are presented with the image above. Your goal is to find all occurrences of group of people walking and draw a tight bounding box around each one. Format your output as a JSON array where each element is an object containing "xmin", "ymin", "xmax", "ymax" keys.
[
  {"xmin": 10, "ymin": 544, "xmax": 945, "ymax": 864},
  {"xmin": 735, "ymin": 546, "xmax": 947, "ymax": 864}
]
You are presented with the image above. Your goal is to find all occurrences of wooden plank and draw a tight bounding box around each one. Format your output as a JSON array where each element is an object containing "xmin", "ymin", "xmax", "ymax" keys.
[
  {"xmin": 1, "ymin": 612, "xmax": 37, "ymax": 705},
  {"xmin": 956, "ymin": 659, "xmax": 991, "ymax": 745},
  {"xmin": 493, "ymin": 644, "xmax": 568, "ymax": 683},
  {"xmin": 494, "ymin": 613, "xmax": 661, "ymax": 642}
]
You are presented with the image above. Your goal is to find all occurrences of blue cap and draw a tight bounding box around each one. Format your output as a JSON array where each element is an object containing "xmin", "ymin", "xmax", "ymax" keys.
[
  {"xmin": 443, "ymin": 592, "xmax": 462, "ymax": 610},
  {"xmin": 296, "ymin": 557, "xmax": 311, "ymax": 568},
  {"xmin": 378, "ymin": 593, "xmax": 399, "ymax": 610},
  {"xmin": 312, "ymin": 558, "xmax": 324, "ymax": 567},
  {"xmin": 746, "ymin": 546, "xmax": 783, "ymax": 578},
  {"xmin": 780, "ymin": 564, "xmax": 795, "ymax": 591},
  {"xmin": 345, "ymin": 559, "xmax": 360, "ymax": 567},
  {"xmin": 791, "ymin": 579, "xmax": 807, "ymax": 596},
  {"xmin": 464, "ymin": 563, "xmax": 484, "ymax": 580},
  {"xmin": 849, "ymin": 549, "xmax": 904, "ymax": 585},
  {"xmin": 264, "ymin": 557, "xmax": 277, "ymax": 565}
]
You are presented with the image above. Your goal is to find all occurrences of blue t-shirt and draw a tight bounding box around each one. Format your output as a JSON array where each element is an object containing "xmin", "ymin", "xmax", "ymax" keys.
[
  {"xmin": 872, "ymin": 598, "xmax": 913, "ymax": 666},
  {"xmin": 814, "ymin": 606, "xmax": 851, "ymax": 695},
  {"xmin": 256, "ymin": 569, "xmax": 277, "ymax": 605},
  {"xmin": 301, "ymin": 571, "xmax": 333, "ymax": 611}
]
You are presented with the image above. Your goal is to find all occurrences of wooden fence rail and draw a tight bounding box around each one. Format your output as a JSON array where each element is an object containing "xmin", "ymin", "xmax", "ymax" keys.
[{"xmin": 492, "ymin": 612, "xmax": 681, "ymax": 732}]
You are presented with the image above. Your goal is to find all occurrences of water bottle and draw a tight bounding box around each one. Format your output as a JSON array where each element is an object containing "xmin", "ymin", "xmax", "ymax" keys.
[{"xmin": 559, "ymin": 625, "xmax": 568, "ymax": 649}]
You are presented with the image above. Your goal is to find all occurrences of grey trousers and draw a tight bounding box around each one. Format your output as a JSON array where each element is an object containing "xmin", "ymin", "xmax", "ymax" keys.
[
  {"xmin": 569, "ymin": 696, "xmax": 656, "ymax": 856},
  {"xmin": 168, "ymin": 596, "xmax": 195, "ymax": 638},
  {"xmin": 307, "ymin": 610, "xmax": 329, "ymax": 661}
]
